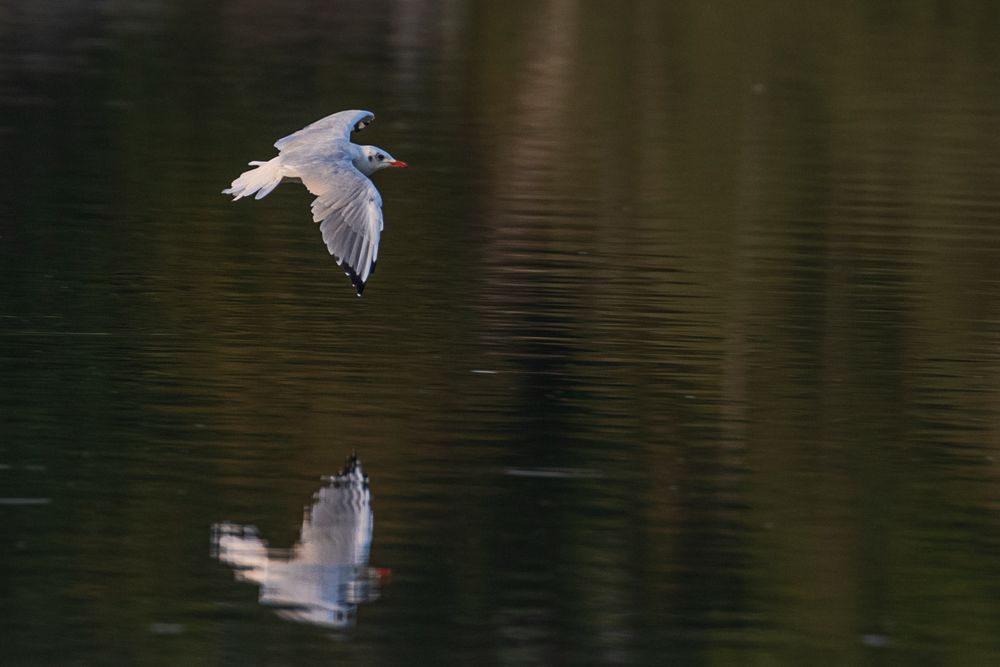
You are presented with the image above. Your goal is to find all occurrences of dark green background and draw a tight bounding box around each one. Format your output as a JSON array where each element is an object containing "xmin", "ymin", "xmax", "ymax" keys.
[{"xmin": 3, "ymin": 1, "xmax": 1000, "ymax": 664}]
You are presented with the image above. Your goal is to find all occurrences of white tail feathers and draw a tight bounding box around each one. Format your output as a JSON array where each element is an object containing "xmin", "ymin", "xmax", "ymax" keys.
[{"xmin": 222, "ymin": 157, "xmax": 285, "ymax": 200}]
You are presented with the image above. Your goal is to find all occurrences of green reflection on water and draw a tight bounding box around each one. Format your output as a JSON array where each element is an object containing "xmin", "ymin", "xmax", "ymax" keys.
[{"xmin": 2, "ymin": 1, "xmax": 1000, "ymax": 665}]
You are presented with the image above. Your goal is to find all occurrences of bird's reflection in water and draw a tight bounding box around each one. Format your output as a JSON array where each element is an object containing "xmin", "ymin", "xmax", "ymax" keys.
[{"xmin": 212, "ymin": 455, "xmax": 388, "ymax": 629}]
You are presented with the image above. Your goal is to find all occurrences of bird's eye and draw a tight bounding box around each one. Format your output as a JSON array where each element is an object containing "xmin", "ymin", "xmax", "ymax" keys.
[{"xmin": 376, "ymin": 153, "xmax": 384, "ymax": 160}]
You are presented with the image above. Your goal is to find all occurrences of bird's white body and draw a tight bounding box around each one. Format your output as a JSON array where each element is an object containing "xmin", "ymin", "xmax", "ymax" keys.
[{"xmin": 223, "ymin": 110, "xmax": 407, "ymax": 295}]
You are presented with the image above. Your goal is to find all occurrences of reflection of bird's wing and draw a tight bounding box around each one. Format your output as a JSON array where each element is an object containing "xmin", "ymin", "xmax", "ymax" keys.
[
  {"xmin": 274, "ymin": 110, "xmax": 374, "ymax": 151},
  {"xmin": 298, "ymin": 162, "xmax": 383, "ymax": 296},
  {"xmin": 304, "ymin": 469, "xmax": 372, "ymax": 565}
]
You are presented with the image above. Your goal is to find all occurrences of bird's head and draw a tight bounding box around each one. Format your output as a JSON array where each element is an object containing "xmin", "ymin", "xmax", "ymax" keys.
[{"xmin": 356, "ymin": 145, "xmax": 407, "ymax": 176}]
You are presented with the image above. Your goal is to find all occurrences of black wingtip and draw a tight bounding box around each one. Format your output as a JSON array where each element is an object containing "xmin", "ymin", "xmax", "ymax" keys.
[
  {"xmin": 349, "ymin": 270, "xmax": 366, "ymax": 297},
  {"xmin": 341, "ymin": 452, "xmax": 361, "ymax": 474},
  {"xmin": 336, "ymin": 260, "xmax": 367, "ymax": 296},
  {"xmin": 333, "ymin": 453, "xmax": 369, "ymax": 489}
]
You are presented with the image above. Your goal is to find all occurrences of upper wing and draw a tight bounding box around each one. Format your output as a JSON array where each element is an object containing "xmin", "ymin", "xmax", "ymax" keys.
[
  {"xmin": 274, "ymin": 110, "xmax": 374, "ymax": 151},
  {"xmin": 299, "ymin": 163, "xmax": 384, "ymax": 296}
]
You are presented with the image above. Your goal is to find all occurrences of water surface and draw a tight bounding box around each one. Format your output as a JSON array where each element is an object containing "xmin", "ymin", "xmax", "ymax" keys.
[{"xmin": 3, "ymin": 2, "xmax": 1000, "ymax": 665}]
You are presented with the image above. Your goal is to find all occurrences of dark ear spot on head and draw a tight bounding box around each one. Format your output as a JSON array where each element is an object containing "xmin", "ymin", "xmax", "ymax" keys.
[{"xmin": 368, "ymin": 155, "xmax": 373, "ymax": 161}]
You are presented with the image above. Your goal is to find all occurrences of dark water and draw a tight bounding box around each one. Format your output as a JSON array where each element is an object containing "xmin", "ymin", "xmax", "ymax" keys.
[{"xmin": 3, "ymin": 1, "xmax": 1000, "ymax": 664}]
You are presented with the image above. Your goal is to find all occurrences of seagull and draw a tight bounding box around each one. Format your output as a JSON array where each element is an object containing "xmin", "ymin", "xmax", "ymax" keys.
[{"xmin": 223, "ymin": 110, "xmax": 407, "ymax": 296}]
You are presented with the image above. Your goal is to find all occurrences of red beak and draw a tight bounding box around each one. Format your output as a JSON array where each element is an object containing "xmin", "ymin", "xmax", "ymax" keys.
[{"xmin": 388, "ymin": 160, "xmax": 408, "ymax": 168}]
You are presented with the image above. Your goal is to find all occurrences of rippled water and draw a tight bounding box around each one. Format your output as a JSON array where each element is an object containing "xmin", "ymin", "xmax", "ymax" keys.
[{"xmin": 3, "ymin": 2, "xmax": 1000, "ymax": 665}]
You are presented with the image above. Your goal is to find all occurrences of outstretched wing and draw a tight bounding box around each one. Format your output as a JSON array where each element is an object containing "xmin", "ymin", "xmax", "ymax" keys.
[
  {"xmin": 274, "ymin": 110, "xmax": 374, "ymax": 151},
  {"xmin": 299, "ymin": 164, "xmax": 383, "ymax": 296}
]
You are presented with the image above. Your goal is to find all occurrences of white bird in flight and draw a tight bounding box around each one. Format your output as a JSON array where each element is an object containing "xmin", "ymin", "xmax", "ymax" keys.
[{"xmin": 223, "ymin": 110, "xmax": 407, "ymax": 295}]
